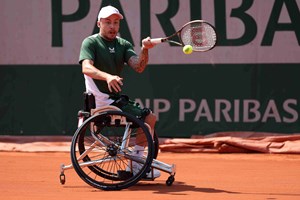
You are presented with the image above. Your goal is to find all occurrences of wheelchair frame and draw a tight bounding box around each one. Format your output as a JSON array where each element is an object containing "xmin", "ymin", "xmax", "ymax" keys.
[{"xmin": 59, "ymin": 92, "xmax": 176, "ymax": 190}]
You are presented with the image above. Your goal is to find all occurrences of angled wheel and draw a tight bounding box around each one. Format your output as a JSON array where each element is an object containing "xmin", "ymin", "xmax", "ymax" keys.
[
  {"xmin": 153, "ymin": 131, "xmax": 159, "ymax": 159},
  {"xmin": 70, "ymin": 111, "xmax": 154, "ymax": 190}
]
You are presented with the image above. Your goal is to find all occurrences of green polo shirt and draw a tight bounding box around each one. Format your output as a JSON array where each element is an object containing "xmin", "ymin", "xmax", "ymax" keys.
[{"xmin": 79, "ymin": 34, "xmax": 137, "ymax": 95}]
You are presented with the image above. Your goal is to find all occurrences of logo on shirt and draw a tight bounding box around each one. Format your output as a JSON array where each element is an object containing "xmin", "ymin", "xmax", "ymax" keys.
[{"xmin": 109, "ymin": 47, "xmax": 115, "ymax": 53}]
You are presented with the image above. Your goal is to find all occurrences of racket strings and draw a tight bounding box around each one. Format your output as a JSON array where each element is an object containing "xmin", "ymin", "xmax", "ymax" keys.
[{"xmin": 181, "ymin": 22, "xmax": 216, "ymax": 52}]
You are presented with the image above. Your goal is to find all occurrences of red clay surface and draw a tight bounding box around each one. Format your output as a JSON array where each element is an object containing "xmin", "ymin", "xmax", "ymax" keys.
[{"xmin": 1, "ymin": 152, "xmax": 300, "ymax": 200}]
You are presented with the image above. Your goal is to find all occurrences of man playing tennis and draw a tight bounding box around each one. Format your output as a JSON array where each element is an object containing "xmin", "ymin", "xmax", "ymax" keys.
[{"xmin": 79, "ymin": 5, "xmax": 160, "ymax": 179}]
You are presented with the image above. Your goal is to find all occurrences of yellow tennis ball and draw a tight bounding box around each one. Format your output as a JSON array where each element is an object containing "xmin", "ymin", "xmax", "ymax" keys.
[{"xmin": 183, "ymin": 45, "xmax": 193, "ymax": 54}]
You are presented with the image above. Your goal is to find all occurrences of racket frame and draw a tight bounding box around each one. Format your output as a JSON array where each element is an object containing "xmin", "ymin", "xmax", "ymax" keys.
[{"xmin": 150, "ymin": 20, "xmax": 217, "ymax": 52}]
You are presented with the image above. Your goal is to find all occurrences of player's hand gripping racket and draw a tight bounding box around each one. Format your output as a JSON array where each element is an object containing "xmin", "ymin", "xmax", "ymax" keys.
[{"xmin": 150, "ymin": 20, "xmax": 217, "ymax": 52}]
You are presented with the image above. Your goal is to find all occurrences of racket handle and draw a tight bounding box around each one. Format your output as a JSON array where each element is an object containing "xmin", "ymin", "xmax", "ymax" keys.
[{"xmin": 150, "ymin": 38, "xmax": 164, "ymax": 44}]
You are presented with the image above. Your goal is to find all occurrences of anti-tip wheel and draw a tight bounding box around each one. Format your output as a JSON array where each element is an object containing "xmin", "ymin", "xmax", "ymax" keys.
[
  {"xmin": 166, "ymin": 175, "xmax": 175, "ymax": 186},
  {"xmin": 60, "ymin": 173, "xmax": 66, "ymax": 185}
]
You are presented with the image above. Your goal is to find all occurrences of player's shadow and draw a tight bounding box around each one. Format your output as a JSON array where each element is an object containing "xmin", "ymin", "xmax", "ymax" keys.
[
  {"xmin": 128, "ymin": 181, "xmax": 239, "ymax": 195},
  {"xmin": 65, "ymin": 181, "xmax": 300, "ymax": 197},
  {"xmin": 129, "ymin": 181, "xmax": 300, "ymax": 197}
]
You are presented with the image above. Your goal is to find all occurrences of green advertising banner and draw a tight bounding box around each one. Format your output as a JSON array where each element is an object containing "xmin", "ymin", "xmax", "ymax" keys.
[
  {"xmin": 1, "ymin": 63, "xmax": 299, "ymax": 137},
  {"xmin": 0, "ymin": 0, "xmax": 300, "ymax": 137}
]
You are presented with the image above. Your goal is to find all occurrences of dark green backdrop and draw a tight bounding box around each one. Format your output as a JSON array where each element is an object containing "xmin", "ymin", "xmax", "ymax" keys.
[{"xmin": 1, "ymin": 64, "xmax": 299, "ymax": 137}]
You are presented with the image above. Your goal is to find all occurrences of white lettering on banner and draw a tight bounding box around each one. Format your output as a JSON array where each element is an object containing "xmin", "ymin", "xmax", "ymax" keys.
[
  {"xmin": 136, "ymin": 98, "xmax": 299, "ymax": 123},
  {"xmin": 0, "ymin": 0, "xmax": 299, "ymax": 64},
  {"xmin": 283, "ymin": 99, "xmax": 298, "ymax": 122},
  {"xmin": 215, "ymin": 99, "xmax": 232, "ymax": 122},
  {"xmin": 194, "ymin": 99, "xmax": 213, "ymax": 122},
  {"xmin": 244, "ymin": 99, "xmax": 261, "ymax": 122},
  {"xmin": 262, "ymin": 100, "xmax": 281, "ymax": 122}
]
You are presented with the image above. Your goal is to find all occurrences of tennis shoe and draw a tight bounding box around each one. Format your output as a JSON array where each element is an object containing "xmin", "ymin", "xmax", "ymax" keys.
[{"xmin": 126, "ymin": 161, "xmax": 161, "ymax": 179}]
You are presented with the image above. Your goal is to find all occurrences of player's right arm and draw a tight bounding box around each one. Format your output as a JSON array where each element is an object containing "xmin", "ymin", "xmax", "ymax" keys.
[
  {"xmin": 82, "ymin": 59, "xmax": 123, "ymax": 93},
  {"xmin": 128, "ymin": 37, "xmax": 155, "ymax": 73}
]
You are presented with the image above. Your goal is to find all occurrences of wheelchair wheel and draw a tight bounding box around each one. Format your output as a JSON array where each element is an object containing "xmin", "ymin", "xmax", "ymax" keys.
[
  {"xmin": 71, "ymin": 111, "xmax": 154, "ymax": 190},
  {"xmin": 153, "ymin": 131, "xmax": 159, "ymax": 159}
]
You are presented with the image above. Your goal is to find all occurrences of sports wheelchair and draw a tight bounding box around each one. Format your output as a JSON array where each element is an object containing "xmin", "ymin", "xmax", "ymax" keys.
[{"xmin": 59, "ymin": 92, "xmax": 176, "ymax": 190}]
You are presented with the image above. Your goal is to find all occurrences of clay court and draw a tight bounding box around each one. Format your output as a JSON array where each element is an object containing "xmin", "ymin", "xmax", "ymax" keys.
[
  {"xmin": 1, "ymin": 1, "xmax": 300, "ymax": 200},
  {"xmin": 1, "ymin": 150, "xmax": 300, "ymax": 200}
]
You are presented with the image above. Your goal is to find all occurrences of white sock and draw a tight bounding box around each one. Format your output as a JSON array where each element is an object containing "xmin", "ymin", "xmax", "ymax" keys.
[{"xmin": 133, "ymin": 145, "xmax": 144, "ymax": 157}]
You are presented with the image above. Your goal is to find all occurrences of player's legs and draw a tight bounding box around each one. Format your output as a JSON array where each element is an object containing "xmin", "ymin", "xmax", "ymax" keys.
[
  {"xmin": 110, "ymin": 96, "xmax": 160, "ymax": 179},
  {"xmin": 136, "ymin": 112, "xmax": 156, "ymax": 145},
  {"xmin": 132, "ymin": 112, "xmax": 160, "ymax": 178}
]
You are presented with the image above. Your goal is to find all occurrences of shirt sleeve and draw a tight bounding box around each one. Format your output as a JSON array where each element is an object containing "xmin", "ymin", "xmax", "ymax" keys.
[
  {"xmin": 124, "ymin": 40, "xmax": 137, "ymax": 63},
  {"xmin": 79, "ymin": 37, "xmax": 96, "ymax": 64}
]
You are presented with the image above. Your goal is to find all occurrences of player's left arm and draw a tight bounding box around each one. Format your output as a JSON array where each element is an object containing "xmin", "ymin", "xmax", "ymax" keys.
[{"xmin": 128, "ymin": 37, "xmax": 155, "ymax": 73}]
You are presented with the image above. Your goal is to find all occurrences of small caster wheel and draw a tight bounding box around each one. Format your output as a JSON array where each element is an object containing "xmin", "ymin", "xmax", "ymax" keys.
[
  {"xmin": 166, "ymin": 175, "xmax": 175, "ymax": 186},
  {"xmin": 60, "ymin": 173, "xmax": 66, "ymax": 185}
]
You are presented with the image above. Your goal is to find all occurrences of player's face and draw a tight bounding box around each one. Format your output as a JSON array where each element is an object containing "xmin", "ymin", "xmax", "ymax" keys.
[{"xmin": 98, "ymin": 15, "xmax": 120, "ymax": 41}]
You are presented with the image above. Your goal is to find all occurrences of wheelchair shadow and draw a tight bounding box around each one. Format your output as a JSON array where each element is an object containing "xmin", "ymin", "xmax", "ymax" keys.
[
  {"xmin": 129, "ymin": 181, "xmax": 300, "ymax": 197},
  {"xmin": 64, "ymin": 182, "xmax": 300, "ymax": 197},
  {"xmin": 128, "ymin": 181, "xmax": 239, "ymax": 195}
]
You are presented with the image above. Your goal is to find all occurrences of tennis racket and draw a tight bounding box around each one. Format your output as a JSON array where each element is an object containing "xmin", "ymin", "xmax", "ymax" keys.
[{"xmin": 150, "ymin": 20, "xmax": 217, "ymax": 52}]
